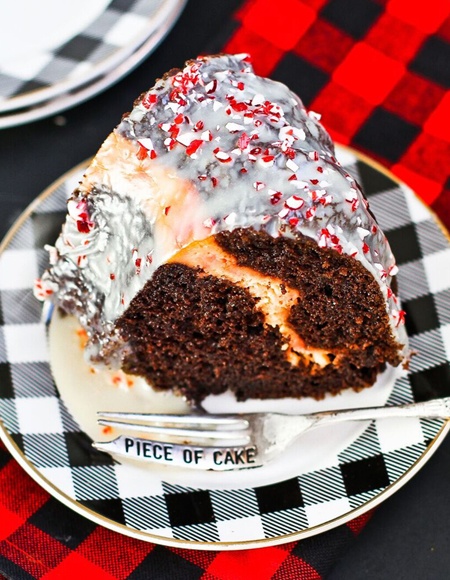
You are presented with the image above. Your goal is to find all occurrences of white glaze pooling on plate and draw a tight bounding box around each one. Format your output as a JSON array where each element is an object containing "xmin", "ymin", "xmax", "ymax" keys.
[
  {"xmin": 50, "ymin": 309, "xmax": 404, "ymax": 488},
  {"xmin": 49, "ymin": 310, "xmax": 190, "ymax": 444}
]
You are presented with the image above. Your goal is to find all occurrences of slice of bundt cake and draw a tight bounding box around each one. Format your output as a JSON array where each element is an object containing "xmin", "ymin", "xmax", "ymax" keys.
[{"xmin": 35, "ymin": 54, "xmax": 408, "ymax": 403}]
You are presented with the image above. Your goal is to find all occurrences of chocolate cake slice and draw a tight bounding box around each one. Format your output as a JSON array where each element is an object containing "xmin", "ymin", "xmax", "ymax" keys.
[{"xmin": 35, "ymin": 54, "xmax": 408, "ymax": 403}]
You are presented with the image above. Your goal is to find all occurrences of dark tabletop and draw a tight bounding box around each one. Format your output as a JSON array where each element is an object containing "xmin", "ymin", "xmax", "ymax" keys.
[{"xmin": 1, "ymin": 1, "xmax": 450, "ymax": 578}]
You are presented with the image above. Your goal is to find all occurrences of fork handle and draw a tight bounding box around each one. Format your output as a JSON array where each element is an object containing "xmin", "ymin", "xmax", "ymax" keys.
[
  {"xmin": 312, "ymin": 397, "xmax": 450, "ymax": 425},
  {"xmin": 93, "ymin": 436, "xmax": 261, "ymax": 471}
]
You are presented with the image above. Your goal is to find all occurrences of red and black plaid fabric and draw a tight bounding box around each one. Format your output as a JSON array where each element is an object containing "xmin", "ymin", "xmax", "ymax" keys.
[
  {"xmin": 223, "ymin": 0, "xmax": 450, "ymax": 230},
  {"xmin": 1, "ymin": 0, "xmax": 449, "ymax": 578},
  {"xmin": 0, "ymin": 439, "xmax": 372, "ymax": 579}
]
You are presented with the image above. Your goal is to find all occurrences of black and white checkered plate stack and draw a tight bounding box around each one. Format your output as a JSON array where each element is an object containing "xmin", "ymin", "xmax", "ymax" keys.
[
  {"xmin": 0, "ymin": 148, "xmax": 449, "ymax": 549},
  {"xmin": 0, "ymin": 0, "xmax": 186, "ymax": 129}
]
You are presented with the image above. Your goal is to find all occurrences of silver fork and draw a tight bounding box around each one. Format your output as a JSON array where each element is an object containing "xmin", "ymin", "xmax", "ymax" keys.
[{"xmin": 93, "ymin": 397, "xmax": 450, "ymax": 471}]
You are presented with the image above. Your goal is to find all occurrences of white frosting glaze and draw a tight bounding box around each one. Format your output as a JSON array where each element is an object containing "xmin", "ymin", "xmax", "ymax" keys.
[{"xmin": 36, "ymin": 54, "xmax": 407, "ymax": 364}]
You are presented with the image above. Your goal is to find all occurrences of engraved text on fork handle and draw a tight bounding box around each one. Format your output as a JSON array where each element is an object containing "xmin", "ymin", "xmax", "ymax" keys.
[{"xmin": 94, "ymin": 436, "xmax": 260, "ymax": 471}]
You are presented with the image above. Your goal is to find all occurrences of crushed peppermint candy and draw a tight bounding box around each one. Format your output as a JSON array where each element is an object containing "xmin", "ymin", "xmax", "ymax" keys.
[
  {"xmin": 213, "ymin": 148, "xmax": 233, "ymax": 163},
  {"xmin": 226, "ymin": 122, "xmax": 245, "ymax": 132},
  {"xmin": 185, "ymin": 139, "xmax": 203, "ymax": 156},
  {"xmin": 203, "ymin": 217, "xmax": 217, "ymax": 229},
  {"xmin": 270, "ymin": 191, "xmax": 283, "ymax": 204},
  {"xmin": 285, "ymin": 195, "xmax": 304, "ymax": 210},
  {"xmin": 253, "ymin": 181, "xmax": 265, "ymax": 191},
  {"xmin": 286, "ymin": 159, "xmax": 299, "ymax": 172}
]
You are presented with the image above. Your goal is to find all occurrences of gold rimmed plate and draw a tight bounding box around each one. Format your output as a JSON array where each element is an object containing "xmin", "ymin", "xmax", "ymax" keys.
[{"xmin": 0, "ymin": 147, "xmax": 449, "ymax": 549}]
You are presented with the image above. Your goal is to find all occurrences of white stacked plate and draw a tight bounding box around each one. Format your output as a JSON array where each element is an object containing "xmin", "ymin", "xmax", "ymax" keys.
[{"xmin": 0, "ymin": 0, "xmax": 186, "ymax": 128}]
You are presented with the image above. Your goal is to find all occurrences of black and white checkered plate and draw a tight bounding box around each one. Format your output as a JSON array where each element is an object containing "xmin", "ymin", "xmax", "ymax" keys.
[
  {"xmin": 0, "ymin": 0, "xmax": 186, "ymax": 113},
  {"xmin": 0, "ymin": 148, "xmax": 449, "ymax": 549}
]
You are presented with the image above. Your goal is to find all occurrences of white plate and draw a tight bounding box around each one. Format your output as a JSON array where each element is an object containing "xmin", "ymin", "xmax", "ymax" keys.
[
  {"xmin": 0, "ymin": 5, "xmax": 186, "ymax": 130},
  {"xmin": 0, "ymin": 147, "xmax": 449, "ymax": 549},
  {"xmin": 0, "ymin": 0, "xmax": 186, "ymax": 114}
]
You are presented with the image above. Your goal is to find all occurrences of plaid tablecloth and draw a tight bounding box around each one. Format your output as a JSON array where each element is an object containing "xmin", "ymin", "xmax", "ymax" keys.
[
  {"xmin": 223, "ymin": 0, "xmax": 450, "ymax": 229},
  {"xmin": 0, "ymin": 0, "xmax": 449, "ymax": 578}
]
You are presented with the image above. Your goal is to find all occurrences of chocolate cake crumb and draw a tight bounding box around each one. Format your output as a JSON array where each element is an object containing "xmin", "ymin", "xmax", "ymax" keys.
[{"xmin": 117, "ymin": 228, "xmax": 402, "ymax": 403}]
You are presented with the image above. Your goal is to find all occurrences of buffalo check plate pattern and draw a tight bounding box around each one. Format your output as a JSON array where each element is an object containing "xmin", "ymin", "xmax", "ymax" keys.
[
  {"xmin": 0, "ymin": 148, "xmax": 449, "ymax": 548},
  {"xmin": 0, "ymin": 0, "xmax": 186, "ymax": 113}
]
